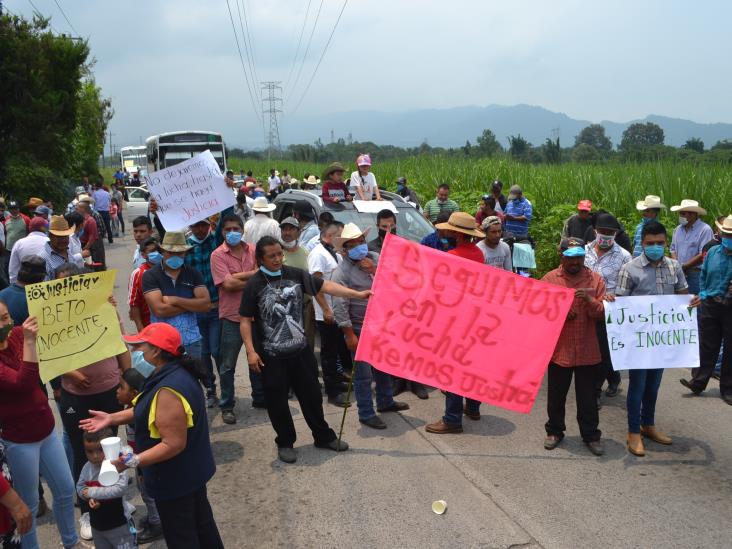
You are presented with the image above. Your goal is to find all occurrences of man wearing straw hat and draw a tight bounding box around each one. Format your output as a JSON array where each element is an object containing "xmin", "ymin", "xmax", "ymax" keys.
[
  {"xmin": 632, "ymin": 195, "xmax": 666, "ymax": 257},
  {"xmin": 669, "ymin": 199, "xmax": 714, "ymax": 295},
  {"xmin": 243, "ymin": 197, "xmax": 281, "ymax": 245},
  {"xmin": 682, "ymin": 215, "xmax": 732, "ymax": 405},
  {"xmin": 38, "ymin": 215, "xmax": 83, "ymax": 280},
  {"xmin": 332, "ymin": 223, "xmax": 409, "ymax": 429}
]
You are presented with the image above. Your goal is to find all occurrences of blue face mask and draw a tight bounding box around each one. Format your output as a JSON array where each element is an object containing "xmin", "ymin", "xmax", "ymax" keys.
[
  {"xmin": 641, "ymin": 216, "xmax": 652, "ymax": 225},
  {"xmin": 131, "ymin": 350, "xmax": 155, "ymax": 378},
  {"xmin": 225, "ymin": 231, "xmax": 242, "ymax": 246},
  {"xmin": 721, "ymin": 237, "xmax": 732, "ymax": 250},
  {"xmin": 643, "ymin": 244, "xmax": 665, "ymax": 261},
  {"xmin": 147, "ymin": 251, "xmax": 163, "ymax": 265},
  {"xmin": 164, "ymin": 255, "xmax": 184, "ymax": 270},
  {"xmin": 260, "ymin": 265, "xmax": 282, "ymax": 277},
  {"xmin": 347, "ymin": 243, "xmax": 369, "ymax": 261}
]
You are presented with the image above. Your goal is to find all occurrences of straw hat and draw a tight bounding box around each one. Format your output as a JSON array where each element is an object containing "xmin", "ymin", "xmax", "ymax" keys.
[
  {"xmin": 322, "ymin": 162, "xmax": 346, "ymax": 181},
  {"xmin": 48, "ymin": 215, "xmax": 75, "ymax": 236},
  {"xmin": 670, "ymin": 199, "xmax": 707, "ymax": 215},
  {"xmin": 245, "ymin": 181, "xmax": 256, "ymax": 188},
  {"xmin": 26, "ymin": 197, "xmax": 44, "ymax": 208},
  {"xmin": 636, "ymin": 195, "xmax": 666, "ymax": 211},
  {"xmin": 334, "ymin": 222, "xmax": 370, "ymax": 250},
  {"xmin": 435, "ymin": 212, "xmax": 485, "ymax": 238},
  {"xmin": 305, "ymin": 175, "xmax": 320, "ymax": 185},
  {"xmin": 159, "ymin": 231, "xmax": 193, "ymax": 253},
  {"xmin": 251, "ymin": 197, "xmax": 276, "ymax": 213},
  {"xmin": 715, "ymin": 215, "xmax": 732, "ymax": 235}
]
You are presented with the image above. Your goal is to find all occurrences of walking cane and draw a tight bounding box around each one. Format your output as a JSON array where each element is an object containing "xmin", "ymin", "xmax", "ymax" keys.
[{"xmin": 336, "ymin": 373, "xmax": 354, "ymax": 452}]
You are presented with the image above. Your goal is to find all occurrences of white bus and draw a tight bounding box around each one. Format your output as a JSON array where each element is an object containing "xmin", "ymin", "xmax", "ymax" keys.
[
  {"xmin": 119, "ymin": 146, "xmax": 146, "ymax": 175},
  {"xmin": 145, "ymin": 131, "xmax": 227, "ymax": 174}
]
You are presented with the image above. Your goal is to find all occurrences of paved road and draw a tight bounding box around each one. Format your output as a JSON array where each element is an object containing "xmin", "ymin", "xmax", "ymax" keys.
[{"xmin": 38, "ymin": 233, "xmax": 732, "ymax": 548}]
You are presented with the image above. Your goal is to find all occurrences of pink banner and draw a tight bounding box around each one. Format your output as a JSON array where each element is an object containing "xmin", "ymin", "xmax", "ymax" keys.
[{"xmin": 355, "ymin": 234, "xmax": 574, "ymax": 413}]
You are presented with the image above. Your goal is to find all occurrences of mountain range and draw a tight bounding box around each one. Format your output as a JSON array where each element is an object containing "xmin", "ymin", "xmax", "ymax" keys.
[{"xmin": 276, "ymin": 104, "xmax": 732, "ymax": 149}]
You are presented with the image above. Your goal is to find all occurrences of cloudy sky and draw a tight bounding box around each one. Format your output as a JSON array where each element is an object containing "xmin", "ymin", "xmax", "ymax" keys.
[{"xmin": 8, "ymin": 0, "xmax": 731, "ymax": 148}]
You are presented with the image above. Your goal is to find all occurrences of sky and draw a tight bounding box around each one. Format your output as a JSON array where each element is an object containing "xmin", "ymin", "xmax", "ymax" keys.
[{"xmin": 7, "ymin": 0, "xmax": 732, "ymax": 149}]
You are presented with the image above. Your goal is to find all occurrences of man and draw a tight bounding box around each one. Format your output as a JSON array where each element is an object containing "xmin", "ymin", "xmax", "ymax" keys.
[
  {"xmin": 76, "ymin": 198, "xmax": 105, "ymax": 269},
  {"xmin": 423, "ymin": 183, "xmax": 459, "ymax": 223},
  {"xmin": 504, "ymin": 185, "xmax": 533, "ymax": 238},
  {"xmin": 333, "ymin": 223, "xmax": 409, "ymax": 429},
  {"xmin": 681, "ymin": 215, "xmax": 732, "ymax": 404},
  {"xmin": 128, "ymin": 237, "xmax": 160, "ymax": 332},
  {"xmin": 425, "ymin": 212, "xmax": 486, "ymax": 434},
  {"xmin": 615, "ymin": 221, "xmax": 688, "ymax": 456},
  {"xmin": 584, "ymin": 213, "xmax": 631, "ymax": 402},
  {"xmin": 92, "ymin": 182, "xmax": 113, "ymax": 244},
  {"xmin": 308, "ymin": 222, "xmax": 351, "ymax": 406},
  {"xmin": 211, "ymin": 214, "xmax": 262, "ymax": 424},
  {"xmin": 563, "ymin": 200, "xmax": 593, "ymax": 239},
  {"xmin": 0, "ymin": 256, "xmax": 47, "ymax": 324},
  {"xmin": 132, "ymin": 216, "xmax": 154, "ymax": 267},
  {"xmin": 477, "ymin": 216, "xmax": 513, "ymax": 270},
  {"xmin": 243, "ymin": 197, "xmax": 281, "ymax": 245},
  {"xmin": 420, "ymin": 210, "xmax": 456, "ymax": 251},
  {"xmin": 368, "ymin": 209, "xmax": 397, "ymax": 253},
  {"xmin": 321, "ymin": 163, "xmax": 352, "ymax": 204},
  {"xmin": 244, "ymin": 170, "xmax": 256, "ymax": 184},
  {"xmin": 280, "ymin": 217, "xmax": 316, "ymax": 350},
  {"xmin": 38, "ymin": 216, "xmax": 84, "ymax": 280},
  {"xmin": 142, "ymin": 231, "xmax": 210, "ymax": 357},
  {"xmin": 8, "ymin": 217, "xmax": 48, "ymax": 284},
  {"xmin": 240, "ymin": 236, "xmax": 369, "ymax": 463},
  {"xmin": 268, "ymin": 169, "xmax": 281, "ymax": 199},
  {"xmin": 186, "ymin": 219, "xmax": 223, "ymax": 408},
  {"xmin": 3, "ymin": 201, "xmax": 29, "ymax": 251},
  {"xmin": 281, "ymin": 169, "xmax": 292, "ymax": 189},
  {"xmin": 396, "ymin": 177, "xmax": 420, "ymax": 206},
  {"xmin": 539, "ymin": 237, "xmax": 606, "ymax": 455},
  {"xmin": 632, "ymin": 195, "xmax": 665, "ymax": 257},
  {"xmin": 490, "ymin": 180, "xmax": 508, "ymax": 213},
  {"xmin": 233, "ymin": 191, "xmax": 252, "ymax": 227},
  {"xmin": 224, "ymin": 169, "xmax": 236, "ymax": 189},
  {"xmin": 669, "ymin": 199, "xmax": 714, "ymax": 295},
  {"xmin": 304, "ymin": 212, "xmax": 334, "ymax": 252},
  {"xmin": 111, "ymin": 183, "xmax": 126, "ymax": 235},
  {"xmin": 114, "ymin": 167, "xmax": 125, "ymax": 185},
  {"xmin": 33, "ymin": 205, "xmax": 51, "ymax": 220},
  {"xmin": 130, "ymin": 171, "xmax": 141, "ymax": 187},
  {"xmin": 293, "ymin": 202, "xmax": 319, "ymax": 248}
]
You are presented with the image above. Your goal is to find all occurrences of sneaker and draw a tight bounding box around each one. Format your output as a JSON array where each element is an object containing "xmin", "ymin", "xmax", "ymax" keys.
[
  {"xmin": 137, "ymin": 520, "xmax": 164, "ymax": 544},
  {"xmin": 376, "ymin": 401, "xmax": 409, "ymax": 413},
  {"xmin": 206, "ymin": 394, "xmax": 217, "ymax": 408},
  {"xmin": 315, "ymin": 439, "xmax": 349, "ymax": 452},
  {"xmin": 585, "ymin": 440, "xmax": 605, "ymax": 456},
  {"xmin": 79, "ymin": 512, "xmax": 92, "ymax": 540},
  {"xmin": 221, "ymin": 410, "xmax": 237, "ymax": 424},
  {"xmin": 359, "ymin": 416, "xmax": 387, "ymax": 429},
  {"xmin": 277, "ymin": 447, "xmax": 297, "ymax": 463}
]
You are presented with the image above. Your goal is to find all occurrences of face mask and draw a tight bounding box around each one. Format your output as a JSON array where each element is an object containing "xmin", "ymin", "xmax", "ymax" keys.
[
  {"xmin": 347, "ymin": 243, "xmax": 369, "ymax": 261},
  {"xmin": 597, "ymin": 234, "xmax": 616, "ymax": 250},
  {"xmin": 679, "ymin": 216, "xmax": 688, "ymax": 226},
  {"xmin": 131, "ymin": 350, "xmax": 156, "ymax": 378},
  {"xmin": 188, "ymin": 233, "xmax": 208, "ymax": 244},
  {"xmin": 164, "ymin": 255, "xmax": 184, "ymax": 270},
  {"xmin": 643, "ymin": 244, "xmax": 665, "ymax": 261},
  {"xmin": 641, "ymin": 216, "xmax": 652, "ymax": 225},
  {"xmin": 282, "ymin": 239, "xmax": 297, "ymax": 249},
  {"xmin": 147, "ymin": 251, "xmax": 163, "ymax": 265},
  {"xmin": 0, "ymin": 321, "xmax": 14, "ymax": 343},
  {"xmin": 260, "ymin": 265, "xmax": 282, "ymax": 277},
  {"xmin": 225, "ymin": 231, "xmax": 242, "ymax": 246},
  {"xmin": 378, "ymin": 228, "xmax": 396, "ymax": 240},
  {"xmin": 721, "ymin": 237, "xmax": 732, "ymax": 250}
]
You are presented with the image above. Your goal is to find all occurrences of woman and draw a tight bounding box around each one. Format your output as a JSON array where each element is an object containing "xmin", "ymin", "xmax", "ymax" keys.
[
  {"xmin": 1, "ymin": 441, "xmax": 32, "ymax": 548},
  {"xmin": 475, "ymin": 195, "xmax": 505, "ymax": 226},
  {"xmin": 81, "ymin": 323, "xmax": 223, "ymax": 549},
  {"xmin": 0, "ymin": 303, "xmax": 82, "ymax": 549},
  {"xmin": 351, "ymin": 154, "xmax": 382, "ymax": 201}
]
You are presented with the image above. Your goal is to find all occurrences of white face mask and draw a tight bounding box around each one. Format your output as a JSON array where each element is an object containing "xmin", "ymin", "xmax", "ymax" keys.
[
  {"xmin": 282, "ymin": 239, "xmax": 297, "ymax": 249},
  {"xmin": 597, "ymin": 233, "xmax": 616, "ymax": 249},
  {"xmin": 679, "ymin": 216, "xmax": 689, "ymax": 226}
]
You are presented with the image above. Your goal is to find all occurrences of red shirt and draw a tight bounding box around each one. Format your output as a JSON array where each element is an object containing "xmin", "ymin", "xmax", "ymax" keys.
[
  {"xmin": 0, "ymin": 327, "xmax": 55, "ymax": 443},
  {"xmin": 80, "ymin": 214, "xmax": 98, "ymax": 246},
  {"xmin": 211, "ymin": 241, "xmax": 256, "ymax": 322},
  {"xmin": 448, "ymin": 242, "xmax": 485, "ymax": 263},
  {"xmin": 128, "ymin": 262, "xmax": 152, "ymax": 327},
  {"xmin": 321, "ymin": 180, "xmax": 351, "ymax": 203}
]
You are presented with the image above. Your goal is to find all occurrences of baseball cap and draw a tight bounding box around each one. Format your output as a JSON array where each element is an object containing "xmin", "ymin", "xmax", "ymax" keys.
[
  {"xmin": 122, "ymin": 323, "xmax": 183, "ymax": 356},
  {"xmin": 280, "ymin": 216, "xmax": 299, "ymax": 228},
  {"xmin": 577, "ymin": 200, "xmax": 592, "ymax": 212},
  {"xmin": 560, "ymin": 237, "xmax": 586, "ymax": 257}
]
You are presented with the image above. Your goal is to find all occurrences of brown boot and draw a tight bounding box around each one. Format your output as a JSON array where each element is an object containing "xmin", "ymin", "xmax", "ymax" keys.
[
  {"xmin": 425, "ymin": 419, "xmax": 463, "ymax": 434},
  {"xmin": 641, "ymin": 425, "xmax": 672, "ymax": 445},
  {"xmin": 627, "ymin": 433, "xmax": 645, "ymax": 456}
]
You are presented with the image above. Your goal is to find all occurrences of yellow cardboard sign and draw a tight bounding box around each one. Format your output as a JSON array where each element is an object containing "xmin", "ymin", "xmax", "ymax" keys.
[{"xmin": 25, "ymin": 270, "xmax": 126, "ymax": 382}]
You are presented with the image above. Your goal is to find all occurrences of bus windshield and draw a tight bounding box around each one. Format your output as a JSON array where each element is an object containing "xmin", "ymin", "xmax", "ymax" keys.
[{"xmin": 146, "ymin": 131, "xmax": 227, "ymax": 173}]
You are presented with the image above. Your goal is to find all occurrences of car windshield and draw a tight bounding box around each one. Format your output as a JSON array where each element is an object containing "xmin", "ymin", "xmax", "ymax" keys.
[{"xmin": 330, "ymin": 207, "xmax": 433, "ymax": 243}]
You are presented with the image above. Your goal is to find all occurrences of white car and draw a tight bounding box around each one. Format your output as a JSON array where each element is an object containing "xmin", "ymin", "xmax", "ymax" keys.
[{"xmin": 124, "ymin": 186, "xmax": 150, "ymax": 220}]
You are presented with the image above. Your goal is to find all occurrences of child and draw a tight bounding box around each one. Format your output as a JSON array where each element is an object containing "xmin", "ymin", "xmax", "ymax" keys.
[
  {"xmin": 110, "ymin": 198, "xmax": 120, "ymax": 237},
  {"xmin": 116, "ymin": 369, "xmax": 163, "ymax": 544},
  {"xmin": 76, "ymin": 428, "xmax": 137, "ymax": 548}
]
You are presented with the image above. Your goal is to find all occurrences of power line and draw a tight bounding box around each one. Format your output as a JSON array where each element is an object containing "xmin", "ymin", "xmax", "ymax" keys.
[
  {"xmin": 52, "ymin": 0, "xmax": 78, "ymax": 35},
  {"xmin": 284, "ymin": 0, "xmax": 312, "ymax": 93},
  {"xmin": 240, "ymin": 0, "xmax": 261, "ymax": 96},
  {"xmin": 234, "ymin": 0, "xmax": 260, "ymax": 104},
  {"xmin": 224, "ymin": 0, "xmax": 261, "ymax": 121},
  {"xmin": 26, "ymin": 0, "xmax": 60, "ymax": 33},
  {"xmin": 290, "ymin": 0, "xmax": 348, "ymax": 115},
  {"xmin": 284, "ymin": 0, "xmax": 324, "ymax": 105}
]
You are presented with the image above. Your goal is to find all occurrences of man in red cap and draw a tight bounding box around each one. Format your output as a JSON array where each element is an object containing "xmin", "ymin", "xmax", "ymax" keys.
[{"xmin": 562, "ymin": 199, "xmax": 593, "ymax": 240}]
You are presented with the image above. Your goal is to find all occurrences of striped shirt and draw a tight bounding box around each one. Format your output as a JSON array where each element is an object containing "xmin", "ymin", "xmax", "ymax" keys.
[
  {"xmin": 423, "ymin": 198, "xmax": 459, "ymax": 223},
  {"xmin": 616, "ymin": 255, "xmax": 687, "ymax": 297},
  {"xmin": 38, "ymin": 242, "xmax": 84, "ymax": 281},
  {"xmin": 504, "ymin": 198, "xmax": 533, "ymax": 236}
]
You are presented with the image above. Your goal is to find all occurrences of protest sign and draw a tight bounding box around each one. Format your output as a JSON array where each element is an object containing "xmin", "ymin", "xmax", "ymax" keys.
[
  {"xmin": 25, "ymin": 270, "xmax": 126, "ymax": 382},
  {"xmin": 355, "ymin": 234, "xmax": 574, "ymax": 413},
  {"xmin": 604, "ymin": 295, "xmax": 699, "ymax": 370},
  {"xmin": 143, "ymin": 150, "xmax": 236, "ymax": 231}
]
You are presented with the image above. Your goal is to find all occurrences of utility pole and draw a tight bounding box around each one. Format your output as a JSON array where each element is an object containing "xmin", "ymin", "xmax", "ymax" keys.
[
  {"xmin": 261, "ymin": 81, "xmax": 282, "ymax": 163},
  {"xmin": 108, "ymin": 130, "xmax": 115, "ymax": 167},
  {"xmin": 330, "ymin": 129, "xmax": 335, "ymax": 143}
]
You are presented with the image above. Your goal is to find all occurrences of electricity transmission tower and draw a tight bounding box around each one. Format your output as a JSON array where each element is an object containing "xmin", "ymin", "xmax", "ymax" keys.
[{"xmin": 261, "ymin": 81, "xmax": 282, "ymax": 162}]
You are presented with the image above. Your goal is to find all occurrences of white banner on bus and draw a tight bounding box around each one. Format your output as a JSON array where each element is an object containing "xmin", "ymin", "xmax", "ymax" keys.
[
  {"xmin": 604, "ymin": 295, "xmax": 699, "ymax": 371},
  {"xmin": 143, "ymin": 150, "xmax": 235, "ymax": 231}
]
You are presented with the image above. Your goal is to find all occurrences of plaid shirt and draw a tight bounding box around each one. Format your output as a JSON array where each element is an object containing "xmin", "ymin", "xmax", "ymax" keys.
[
  {"xmin": 616, "ymin": 254, "xmax": 687, "ymax": 296},
  {"xmin": 185, "ymin": 232, "xmax": 222, "ymax": 302},
  {"xmin": 584, "ymin": 242, "xmax": 631, "ymax": 294},
  {"xmin": 541, "ymin": 267, "xmax": 606, "ymax": 367}
]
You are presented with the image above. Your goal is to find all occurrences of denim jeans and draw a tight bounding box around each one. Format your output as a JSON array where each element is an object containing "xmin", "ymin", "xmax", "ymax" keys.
[
  {"xmin": 685, "ymin": 270, "xmax": 701, "ymax": 295},
  {"xmin": 196, "ymin": 307, "xmax": 221, "ymax": 396},
  {"xmin": 443, "ymin": 393, "xmax": 480, "ymax": 425},
  {"xmin": 627, "ymin": 368, "xmax": 664, "ymax": 433},
  {"xmin": 352, "ymin": 330, "xmax": 395, "ymax": 421},
  {"xmin": 98, "ymin": 209, "xmax": 113, "ymax": 243},
  {"xmin": 185, "ymin": 340, "xmax": 202, "ymax": 359},
  {"xmin": 219, "ymin": 318, "xmax": 264, "ymax": 410},
  {"xmin": 2, "ymin": 431, "xmax": 79, "ymax": 549}
]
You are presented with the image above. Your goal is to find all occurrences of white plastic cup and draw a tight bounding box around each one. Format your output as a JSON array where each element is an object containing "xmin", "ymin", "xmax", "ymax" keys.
[
  {"xmin": 100, "ymin": 436, "xmax": 121, "ymax": 461},
  {"xmin": 98, "ymin": 459, "xmax": 119, "ymax": 487},
  {"xmin": 431, "ymin": 500, "xmax": 447, "ymax": 515}
]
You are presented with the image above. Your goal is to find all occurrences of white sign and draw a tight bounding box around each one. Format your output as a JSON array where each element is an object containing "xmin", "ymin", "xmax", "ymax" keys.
[
  {"xmin": 143, "ymin": 150, "xmax": 236, "ymax": 231},
  {"xmin": 352, "ymin": 200, "xmax": 397, "ymax": 214},
  {"xmin": 604, "ymin": 295, "xmax": 699, "ymax": 370}
]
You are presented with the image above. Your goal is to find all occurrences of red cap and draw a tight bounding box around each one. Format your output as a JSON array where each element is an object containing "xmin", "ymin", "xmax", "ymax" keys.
[
  {"xmin": 29, "ymin": 217, "xmax": 48, "ymax": 232},
  {"xmin": 577, "ymin": 199, "xmax": 592, "ymax": 211},
  {"xmin": 122, "ymin": 323, "xmax": 183, "ymax": 356}
]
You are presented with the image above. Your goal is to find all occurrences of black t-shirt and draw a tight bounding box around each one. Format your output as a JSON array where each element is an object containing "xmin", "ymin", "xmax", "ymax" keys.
[{"xmin": 239, "ymin": 266, "xmax": 324, "ymax": 358}]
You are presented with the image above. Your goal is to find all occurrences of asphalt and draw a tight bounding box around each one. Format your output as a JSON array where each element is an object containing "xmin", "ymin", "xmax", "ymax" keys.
[{"xmin": 36, "ymin": 232, "xmax": 732, "ymax": 549}]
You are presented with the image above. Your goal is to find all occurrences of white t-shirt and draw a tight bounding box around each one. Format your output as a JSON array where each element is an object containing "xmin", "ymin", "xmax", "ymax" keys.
[
  {"xmin": 268, "ymin": 176, "xmax": 281, "ymax": 192},
  {"xmin": 351, "ymin": 171, "xmax": 378, "ymax": 200},
  {"xmin": 477, "ymin": 240, "xmax": 513, "ymax": 271},
  {"xmin": 307, "ymin": 243, "xmax": 341, "ymax": 321}
]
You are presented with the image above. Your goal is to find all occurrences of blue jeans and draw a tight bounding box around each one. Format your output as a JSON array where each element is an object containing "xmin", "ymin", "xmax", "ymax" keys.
[
  {"xmin": 626, "ymin": 368, "xmax": 664, "ymax": 433},
  {"xmin": 197, "ymin": 307, "xmax": 221, "ymax": 396},
  {"xmin": 685, "ymin": 271, "xmax": 701, "ymax": 295},
  {"xmin": 2, "ymin": 431, "xmax": 78, "ymax": 549},
  {"xmin": 443, "ymin": 393, "xmax": 480, "ymax": 425},
  {"xmin": 219, "ymin": 318, "xmax": 264, "ymax": 410},
  {"xmin": 351, "ymin": 329, "xmax": 395, "ymax": 420}
]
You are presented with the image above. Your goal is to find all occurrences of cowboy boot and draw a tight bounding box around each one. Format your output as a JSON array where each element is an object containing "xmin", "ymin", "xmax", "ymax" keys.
[
  {"xmin": 641, "ymin": 425, "xmax": 672, "ymax": 445},
  {"xmin": 627, "ymin": 433, "xmax": 645, "ymax": 456}
]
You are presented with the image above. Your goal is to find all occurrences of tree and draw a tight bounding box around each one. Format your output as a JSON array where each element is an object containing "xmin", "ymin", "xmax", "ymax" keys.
[
  {"xmin": 508, "ymin": 135, "xmax": 530, "ymax": 159},
  {"xmin": 542, "ymin": 137, "xmax": 561, "ymax": 164},
  {"xmin": 463, "ymin": 140, "xmax": 472, "ymax": 156},
  {"xmin": 620, "ymin": 122, "xmax": 665, "ymax": 150},
  {"xmin": 574, "ymin": 124, "xmax": 612, "ymax": 155},
  {"xmin": 476, "ymin": 128, "xmax": 502, "ymax": 157},
  {"xmin": 683, "ymin": 137, "xmax": 704, "ymax": 153},
  {"xmin": 69, "ymin": 76, "xmax": 114, "ymax": 177},
  {"xmin": 572, "ymin": 143, "xmax": 601, "ymax": 162},
  {"xmin": 711, "ymin": 139, "xmax": 732, "ymax": 150}
]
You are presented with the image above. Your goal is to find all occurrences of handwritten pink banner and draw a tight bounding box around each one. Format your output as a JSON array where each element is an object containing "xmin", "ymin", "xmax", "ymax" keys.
[{"xmin": 355, "ymin": 234, "xmax": 574, "ymax": 413}]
